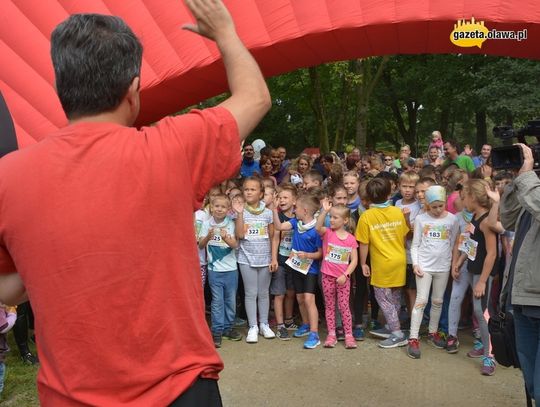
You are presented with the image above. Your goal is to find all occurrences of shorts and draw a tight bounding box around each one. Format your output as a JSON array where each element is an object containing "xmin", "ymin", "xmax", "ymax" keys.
[
  {"xmin": 293, "ymin": 271, "xmax": 318, "ymax": 294},
  {"xmin": 405, "ymin": 264, "xmax": 416, "ymax": 290},
  {"xmin": 270, "ymin": 263, "xmax": 295, "ymax": 296}
]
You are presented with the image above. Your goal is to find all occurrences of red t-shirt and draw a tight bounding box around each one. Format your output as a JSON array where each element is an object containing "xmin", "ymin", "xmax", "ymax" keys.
[{"xmin": 0, "ymin": 107, "xmax": 240, "ymax": 406}]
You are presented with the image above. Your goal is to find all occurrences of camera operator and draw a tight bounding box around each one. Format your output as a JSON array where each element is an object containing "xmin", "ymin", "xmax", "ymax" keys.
[{"xmin": 500, "ymin": 143, "xmax": 540, "ymax": 403}]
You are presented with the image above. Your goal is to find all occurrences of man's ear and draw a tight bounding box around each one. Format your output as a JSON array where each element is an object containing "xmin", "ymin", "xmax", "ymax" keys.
[{"xmin": 126, "ymin": 76, "xmax": 140, "ymax": 122}]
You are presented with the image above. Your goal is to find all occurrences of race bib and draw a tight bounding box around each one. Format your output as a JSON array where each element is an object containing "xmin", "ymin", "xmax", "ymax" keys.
[
  {"xmin": 458, "ymin": 233, "xmax": 478, "ymax": 261},
  {"xmin": 324, "ymin": 243, "xmax": 351, "ymax": 265},
  {"xmin": 423, "ymin": 225, "xmax": 449, "ymax": 240},
  {"xmin": 279, "ymin": 231, "xmax": 293, "ymax": 256},
  {"xmin": 244, "ymin": 221, "xmax": 269, "ymax": 240},
  {"xmin": 286, "ymin": 250, "xmax": 313, "ymax": 275},
  {"xmin": 208, "ymin": 229, "xmax": 229, "ymax": 248}
]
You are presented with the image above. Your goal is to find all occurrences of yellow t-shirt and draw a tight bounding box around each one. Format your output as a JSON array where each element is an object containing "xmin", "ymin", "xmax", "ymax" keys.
[{"xmin": 355, "ymin": 206, "xmax": 409, "ymax": 288}]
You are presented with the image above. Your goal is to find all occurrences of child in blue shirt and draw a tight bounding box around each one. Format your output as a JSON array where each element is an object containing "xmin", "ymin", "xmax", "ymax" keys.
[{"xmin": 273, "ymin": 191, "xmax": 322, "ymax": 349}]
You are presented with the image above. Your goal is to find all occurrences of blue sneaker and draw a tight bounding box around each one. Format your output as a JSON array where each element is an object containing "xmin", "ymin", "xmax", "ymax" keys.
[
  {"xmin": 303, "ymin": 332, "xmax": 320, "ymax": 349},
  {"xmin": 353, "ymin": 327, "xmax": 365, "ymax": 341},
  {"xmin": 293, "ymin": 323, "xmax": 310, "ymax": 338}
]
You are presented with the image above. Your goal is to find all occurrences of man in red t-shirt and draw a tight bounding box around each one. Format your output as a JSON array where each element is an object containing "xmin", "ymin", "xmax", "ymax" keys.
[{"xmin": 0, "ymin": 1, "xmax": 270, "ymax": 406}]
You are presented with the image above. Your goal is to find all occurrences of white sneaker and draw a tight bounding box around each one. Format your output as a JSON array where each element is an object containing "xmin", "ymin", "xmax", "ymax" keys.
[
  {"xmin": 259, "ymin": 323, "xmax": 276, "ymax": 339},
  {"xmin": 246, "ymin": 326, "xmax": 259, "ymax": 343}
]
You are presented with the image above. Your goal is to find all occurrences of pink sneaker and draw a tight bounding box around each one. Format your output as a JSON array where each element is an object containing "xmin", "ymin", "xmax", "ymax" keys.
[
  {"xmin": 467, "ymin": 340, "xmax": 484, "ymax": 358},
  {"xmin": 324, "ymin": 334, "xmax": 337, "ymax": 348},
  {"xmin": 344, "ymin": 335, "xmax": 357, "ymax": 349}
]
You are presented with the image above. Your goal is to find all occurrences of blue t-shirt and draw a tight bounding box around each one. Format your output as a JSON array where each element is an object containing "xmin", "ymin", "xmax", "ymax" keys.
[{"xmin": 289, "ymin": 218, "xmax": 322, "ymax": 275}]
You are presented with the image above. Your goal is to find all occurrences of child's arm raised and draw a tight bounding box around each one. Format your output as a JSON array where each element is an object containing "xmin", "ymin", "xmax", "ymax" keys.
[
  {"xmin": 315, "ymin": 198, "xmax": 331, "ymax": 236},
  {"xmin": 232, "ymin": 198, "xmax": 246, "ymax": 239},
  {"xmin": 271, "ymin": 203, "xmax": 292, "ymax": 231},
  {"xmin": 485, "ymin": 186, "xmax": 505, "ymax": 234}
]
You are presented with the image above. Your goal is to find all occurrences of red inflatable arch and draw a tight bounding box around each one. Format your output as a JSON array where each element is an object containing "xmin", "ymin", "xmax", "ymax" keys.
[{"xmin": 1, "ymin": 0, "xmax": 539, "ymax": 149}]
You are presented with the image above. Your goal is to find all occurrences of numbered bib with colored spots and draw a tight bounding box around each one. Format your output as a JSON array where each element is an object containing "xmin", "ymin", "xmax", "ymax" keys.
[
  {"xmin": 286, "ymin": 250, "xmax": 313, "ymax": 275},
  {"xmin": 458, "ymin": 233, "xmax": 478, "ymax": 261},
  {"xmin": 279, "ymin": 231, "xmax": 293, "ymax": 256},
  {"xmin": 244, "ymin": 221, "xmax": 269, "ymax": 240},
  {"xmin": 324, "ymin": 243, "xmax": 351, "ymax": 265}
]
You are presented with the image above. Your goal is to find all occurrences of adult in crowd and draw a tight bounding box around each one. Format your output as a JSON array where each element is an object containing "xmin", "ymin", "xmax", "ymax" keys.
[
  {"xmin": 270, "ymin": 148, "xmax": 288, "ymax": 184},
  {"xmin": 473, "ymin": 144, "xmax": 492, "ymax": 168},
  {"xmin": 277, "ymin": 146, "xmax": 289, "ymax": 168},
  {"xmin": 346, "ymin": 147, "xmax": 361, "ymax": 170},
  {"xmin": 394, "ymin": 145, "xmax": 415, "ymax": 170},
  {"xmin": 0, "ymin": 0, "xmax": 270, "ymax": 405},
  {"xmin": 500, "ymin": 144, "xmax": 540, "ymax": 403},
  {"xmin": 425, "ymin": 146, "xmax": 444, "ymax": 167},
  {"xmin": 240, "ymin": 143, "xmax": 260, "ymax": 177},
  {"xmin": 443, "ymin": 140, "xmax": 475, "ymax": 173}
]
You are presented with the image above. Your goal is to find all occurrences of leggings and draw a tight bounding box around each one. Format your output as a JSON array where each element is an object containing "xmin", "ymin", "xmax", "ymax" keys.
[
  {"xmin": 322, "ymin": 274, "xmax": 352, "ymax": 336},
  {"xmin": 13, "ymin": 301, "xmax": 34, "ymax": 355},
  {"xmin": 448, "ymin": 270, "xmax": 492, "ymax": 356},
  {"xmin": 374, "ymin": 287, "xmax": 402, "ymax": 332},
  {"xmin": 354, "ymin": 264, "xmax": 369, "ymax": 326},
  {"xmin": 238, "ymin": 264, "xmax": 271, "ymax": 327},
  {"xmin": 409, "ymin": 271, "xmax": 449, "ymax": 339}
]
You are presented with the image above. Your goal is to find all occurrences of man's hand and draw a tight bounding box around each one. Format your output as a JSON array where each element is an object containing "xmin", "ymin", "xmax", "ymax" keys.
[
  {"xmin": 183, "ymin": 0, "xmax": 235, "ymax": 41},
  {"xmin": 517, "ymin": 143, "xmax": 535, "ymax": 174}
]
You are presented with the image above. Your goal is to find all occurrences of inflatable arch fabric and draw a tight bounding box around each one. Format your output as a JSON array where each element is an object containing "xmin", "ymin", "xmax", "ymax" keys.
[{"xmin": 1, "ymin": 0, "xmax": 539, "ymax": 149}]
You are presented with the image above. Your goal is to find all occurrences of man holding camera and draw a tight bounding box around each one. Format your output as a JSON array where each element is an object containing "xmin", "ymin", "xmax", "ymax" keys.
[{"xmin": 500, "ymin": 144, "xmax": 540, "ymax": 403}]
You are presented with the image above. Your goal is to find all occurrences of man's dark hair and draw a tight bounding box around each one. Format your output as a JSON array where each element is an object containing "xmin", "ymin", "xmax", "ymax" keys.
[
  {"xmin": 51, "ymin": 14, "xmax": 143, "ymax": 119},
  {"xmin": 366, "ymin": 178, "xmax": 391, "ymax": 204},
  {"xmin": 445, "ymin": 139, "xmax": 461, "ymax": 153}
]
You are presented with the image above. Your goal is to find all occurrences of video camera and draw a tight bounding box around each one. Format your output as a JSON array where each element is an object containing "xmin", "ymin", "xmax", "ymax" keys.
[{"xmin": 491, "ymin": 119, "xmax": 540, "ymax": 170}]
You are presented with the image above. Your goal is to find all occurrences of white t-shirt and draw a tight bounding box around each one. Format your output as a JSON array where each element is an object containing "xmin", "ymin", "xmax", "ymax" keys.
[
  {"xmin": 411, "ymin": 211, "xmax": 459, "ymax": 273},
  {"xmin": 200, "ymin": 216, "xmax": 237, "ymax": 272},
  {"xmin": 194, "ymin": 209, "xmax": 211, "ymax": 266},
  {"xmin": 395, "ymin": 199, "xmax": 421, "ymax": 264}
]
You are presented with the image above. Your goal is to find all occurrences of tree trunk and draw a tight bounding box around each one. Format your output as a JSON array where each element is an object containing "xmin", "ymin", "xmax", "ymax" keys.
[
  {"xmin": 439, "ymin": 108, "xmax": 450, "ymax": 139},
  {"xmin": 475, "ymin": 109, "xmax": 487, "ymax": 153},
  {"xmin": 355, "ymin": 56, "xmax": 389, "ymax": 151},
  {"xmin": 308, "ymin": 66, "xmax": 330, "ymax": 154}
]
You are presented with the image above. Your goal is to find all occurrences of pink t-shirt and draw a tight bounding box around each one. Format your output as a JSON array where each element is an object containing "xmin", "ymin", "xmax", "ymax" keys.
[
  {"xmin": 321, "ymin": 229, "xmax": 358, "ymax": 278},
  {"xmin": 447, "ymin": 191, "xmax": 459, "ymax": 214}
]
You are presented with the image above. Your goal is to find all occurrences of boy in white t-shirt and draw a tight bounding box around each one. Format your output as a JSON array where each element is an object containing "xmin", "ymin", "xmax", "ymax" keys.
[{"xmin": 199, "ymin": 194, "xmax": 242, "ymax": 348}]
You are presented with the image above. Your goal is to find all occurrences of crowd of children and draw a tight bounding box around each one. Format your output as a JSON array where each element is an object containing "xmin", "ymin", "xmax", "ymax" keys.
[{"xmin": 196, "ymin": 143, "xmax": 511, "ymax": 378}]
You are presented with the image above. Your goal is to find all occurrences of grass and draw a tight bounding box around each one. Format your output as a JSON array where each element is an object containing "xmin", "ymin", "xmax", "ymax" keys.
[{"xmin": 1, "ymin": 333, "xmax": 39, "ymax": 406}]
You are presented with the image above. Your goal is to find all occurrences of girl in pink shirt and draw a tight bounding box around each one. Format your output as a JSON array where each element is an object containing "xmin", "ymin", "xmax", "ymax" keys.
[{"xmin": 316, "ymin": 199, "xmax": 358, "ymax": 349}]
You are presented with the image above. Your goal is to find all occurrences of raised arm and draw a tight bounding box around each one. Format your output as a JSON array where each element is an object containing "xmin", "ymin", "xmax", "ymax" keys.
[
  {"xmin": 315, "ymin": 198, "xmax": 331, "ymax": 236},
  {"xmin": 183, "ymin": 0, "xmax": 271, "ymax": 141}
]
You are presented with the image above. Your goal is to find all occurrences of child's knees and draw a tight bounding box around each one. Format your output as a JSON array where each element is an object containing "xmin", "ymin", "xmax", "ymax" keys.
[{"xmin": 414, "ymin": 302, "xmax": 427, "ymax": 310}]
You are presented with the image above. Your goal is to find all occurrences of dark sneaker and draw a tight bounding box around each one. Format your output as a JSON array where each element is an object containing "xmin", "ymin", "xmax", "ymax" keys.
[
  {"xmin": 21, "ymin": 352, "xmax": 39, "ymax": 365},
  {"xmin": 407, "ymin": 338, "xmax": 421, "ymax": 359},
  {"xmin": 379, "ymin": 334, "xmax": 408, "ymax": 349},
  {"xmin": 369, "ymin": 327, "xmax": 392, "ymax": 339},
  {"xmin": 353, "ymin": 327, "xmax": 365, "ymax": 341},
  {"xmin": 284, "ymin": 319, "xmax": 298, "ymax": 331},
  {"xmin": 446, "ymin": 335, "xmax": 460, "ymax": 354},
  {"xmin": 481, "ymin": 356, "xmax": 496, "ymax": 376},
  {"xmin": 276, "ymin": 326, "xmax": 290, "ymax": 341},
  {"xmin": 336, "ymin": 327, "xmax": 345, "ymax": 341},
  {"xmin": 223, "ymin": 329, "xmax": 242, "ymax": 341},
  {"xmin": 467, "ymin": 340, "xmax": 484, "ymax": 358},
  {"xmin": 234, "ymin": 317, "xmax": 247, "ymax": 327},
  {"xmin": 368, "ymin": 320, "xmax": 382, "ymax": 331},
  {"xmin": 213, "ymin": 333, "xmax": 222, "ymax": 348},
  {"xmin": 427, "ymin": 332, "xmax": 446, "ymax": 349}
]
